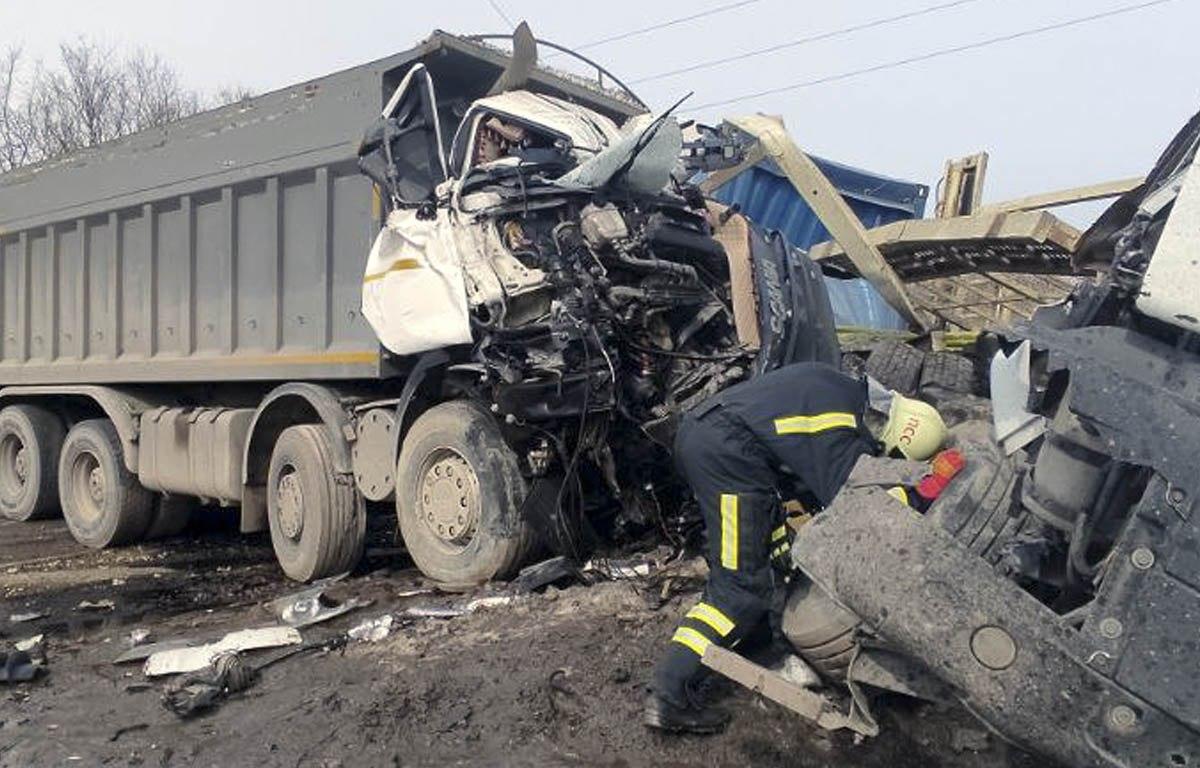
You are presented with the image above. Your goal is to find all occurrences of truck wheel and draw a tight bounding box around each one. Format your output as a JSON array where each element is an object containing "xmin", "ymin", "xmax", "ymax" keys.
[
  {"xmin": 0, "ymin": 404, "xmax": 65, "ymax": 521},
  {"xmin": 267, "ymin": 425, "xmax": 366, "ymax": 582},
  {"xmin": 865, "ymin": 340, "xmax": 925, "ymax": 395},
  {"xmin": 58, "ymin": 419, "xmax": 154, "ymax": 548},
  {"xmin": 143, "ymin": 494, "xmax": 194, "ymax": 540},
  {"xmin": 396, "ymin": 400, "xmax": 535, "ymax": 586}
]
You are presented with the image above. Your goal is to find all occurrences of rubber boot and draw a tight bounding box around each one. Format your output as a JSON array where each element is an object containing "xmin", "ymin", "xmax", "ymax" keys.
[{"xmin": 642, "ymin": 691, "xmax": 730, "ymax": 735}]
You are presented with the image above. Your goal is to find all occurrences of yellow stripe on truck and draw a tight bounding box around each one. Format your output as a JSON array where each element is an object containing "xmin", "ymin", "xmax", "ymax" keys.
[
  {"xmin": 773, "ymin": 412, "xmax": 857, "ymax": 435},
  {"xmin": 363, "ymin": 258, "xmax": 421, "ymax": 284}
]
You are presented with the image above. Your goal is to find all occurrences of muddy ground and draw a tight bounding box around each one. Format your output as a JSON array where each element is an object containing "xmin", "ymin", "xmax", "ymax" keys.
[{"xmin": 0, "ymin": 512, "xmax": 1040, "ymax": 768}]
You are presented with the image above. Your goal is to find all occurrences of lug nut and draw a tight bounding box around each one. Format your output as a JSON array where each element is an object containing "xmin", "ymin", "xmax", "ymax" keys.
[
  {"xmin": 1108, "ymin": 705, "xmax": 1138, "ymax": 733},
  {"xmin": 1130, "ymin": 548, "xmax": 1155, "ymax": 570}
]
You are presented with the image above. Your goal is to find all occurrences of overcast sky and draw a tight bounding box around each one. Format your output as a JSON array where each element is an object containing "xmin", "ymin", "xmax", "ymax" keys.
[{"xmin": 3, "ymin": 0, "xmax": 1197, "ymax": 224}]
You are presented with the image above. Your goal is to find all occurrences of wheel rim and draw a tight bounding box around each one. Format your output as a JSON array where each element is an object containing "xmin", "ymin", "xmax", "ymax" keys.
[
  {"xmin": 416, "ymin": 448, "xmax": 481, "ymax": 552},
  {"xmin": 275, "ymin": 464, "xmax": 306, "ymax": 541},
  {"xmin": 69, "ymin": 450, "xmax": 105, "ymax": 526},
  {"xmin": 0, "ymin": 432, "xmax": 29, "ymax": 505}
]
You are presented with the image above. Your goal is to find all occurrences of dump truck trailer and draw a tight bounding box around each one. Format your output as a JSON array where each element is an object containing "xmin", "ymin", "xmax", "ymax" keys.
[
  {"xmin": 0, "ymin": 29, "xmax": 843, "ymax": 585},
  {"xmin": 0, "ymin": 32, "xmax": 650, "ymax": 582}
]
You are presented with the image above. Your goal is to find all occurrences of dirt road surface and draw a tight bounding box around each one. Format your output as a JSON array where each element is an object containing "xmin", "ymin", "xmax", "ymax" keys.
[{"xmin": 0, "ymin": 515, "xmax": 1040, "ymax": 767}]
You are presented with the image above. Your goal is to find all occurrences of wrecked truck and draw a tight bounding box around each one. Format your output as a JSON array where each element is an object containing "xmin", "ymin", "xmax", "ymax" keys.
[
  {"xmin": 737, "ymin": 111, "xmax": 1200, "ymax": 767},
  {"xmin": 0, "ymin": 28, "xmax": 837, "ymax": 585}
]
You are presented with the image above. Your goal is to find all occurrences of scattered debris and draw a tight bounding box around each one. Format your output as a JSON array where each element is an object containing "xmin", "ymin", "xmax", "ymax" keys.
[
  {"xmin": 514, "ymin": 556, "xmax": 580, "ymax": 593},
  {"xmin": 582, "ymin": 556, "xmax": 654, "ymax": 581},
  {"xmin": 162, "ymin": 651, "xmax": 258, "ymax": 718},
  {"xmin": 144, "ymin": 626, "xmax": 302, "ymax": 677},
  {"xmin": 403, "ymin": 605, "xmax": 467, "ymax": 619},
  {"xmin": 465, "ymin": 595, "xmax": 516, "ymax": 612},
  {"xmin": 348, "ymin": 615, "xmax": 394, "ymax": 643},
  {"xmin": 128, "ymin": 629, "xmax": 152, "ymax": 647},
  {"xmin": 396, "ymin": 587, "xmax": 435, "ymax": 599},
  {"xmin": 403, "ymin": 594, "xmax": 518, "ymax": 620},
  {"xmin": 266, "ymin": 579, "xmax": 370, "ymax": 628},
  {"xmin": 9, "ymin": 611, "xmax": 47, "ymax": 623},
  {"xmin": 14, "ymin": 635, "xmax": 43, "ymax": 654},
  {"xmin": 0, "ymin": 650, "xmax": 38, "ymax": 683},
  {"xmin": 108, "ymin": 723, "xmax": 149, "ymax": 742},
  {"xmin": 114, "ymin": 639, "xmax": 195, "ymax": 665},
  {"xmin": 76, "ymin": 599, "xmax": 115, "ymax": 612}
]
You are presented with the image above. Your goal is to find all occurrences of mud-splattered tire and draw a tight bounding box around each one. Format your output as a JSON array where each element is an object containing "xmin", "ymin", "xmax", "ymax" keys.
[
  {"xmin": 143, "ymin": 494, "xmax": 194, "ymax": 540},
  {"xmin": 58, "ymin": 419, "xmax": 154, "ymax": 548},
  {"xmin": 0, "ymin": 404, "xmax": 65, "ymax": 521},
  {"xmin": 919, "ymin": 351, "xmax": 977, "ymax": 396},
  {"xmin": 396, "ymin": 400, "xmax": 535, "ymax": 586},
  {"xmin": 865, "ymin": 340, "xmax": 925, "ymax": 395},
  {"xmin": 267, "ymin": 425, "xmax": 366, "ymax": 582}
]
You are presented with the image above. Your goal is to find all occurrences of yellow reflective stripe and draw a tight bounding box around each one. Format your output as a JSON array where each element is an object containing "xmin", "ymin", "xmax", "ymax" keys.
[
  {"xmin": 773, "ymin": 412, "xmax": 858, "ymax": 435},
  {"xmin": 771, "ymin": 525, "xmax": 788, "ymax": 542},
  {"xmin": 671, "ymin": 627, "xmax": 712, "ymax": 657},
  {"xmin": 720, "ymin": 494, "xmax": 739, "ymax": 570},
  {"xmin": 886, "ymin": 486, "xmax": 910, "ymax": 506},
  {"xmin": 363, "ymin": 258, "xmax": 421, "ymax": 284},
  {"xmin": 686, "ymin": 603, "xmax": 735, "ymax": 637},
  {"xmin": 772, "ymin": 543, "xmax": 789, "ymax": 558}
]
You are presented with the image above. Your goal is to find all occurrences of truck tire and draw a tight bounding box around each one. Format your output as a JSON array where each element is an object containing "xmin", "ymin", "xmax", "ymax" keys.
[
  {"xmin": 58, "ymin": 419, "xmax": 154, "ymax": 548},
  {"xmin": 926, "ymin": 421, "xmax": 1022, "ymax": 563},
  {"xmin": 396, "ymin": 400, "xmax": 535, "ymax": 586},
  {"xmin": 143, "ymin": 494, "xmax": 194, "ymax": 540},
  {"xmin": 919, "ymin": 351, "xmax": 977, "ymax": 396},
  {"xmin": 0, "ymin": 404, "xmax": 65, "ymax": 521},
  {"xmin": 865, "ymin": 340, "xmax": 925, "ymax": 395},
  {"xmin": 267, "ymin": 424, "xmax": 366, "ymax": 582}
]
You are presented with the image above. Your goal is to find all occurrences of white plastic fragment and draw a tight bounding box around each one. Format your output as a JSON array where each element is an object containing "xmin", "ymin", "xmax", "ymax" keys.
[
  {"xmin": 348, "ymin": 615, "xmax": 394, "ymax": 643},
  {"xmin": 143, "ymin": 626, "xmax": 302, "ymax": 677}
]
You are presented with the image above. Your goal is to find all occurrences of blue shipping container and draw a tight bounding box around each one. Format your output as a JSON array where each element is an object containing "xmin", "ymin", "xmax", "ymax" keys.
[{"xmin": 712, "ymin": 156, "xmax": 929, "ymax": 330}]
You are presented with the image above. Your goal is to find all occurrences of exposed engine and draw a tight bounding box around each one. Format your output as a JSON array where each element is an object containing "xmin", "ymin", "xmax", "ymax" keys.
[{"xmin": 456, "ymin": 188, "xmax": 753, "ymax": 552}]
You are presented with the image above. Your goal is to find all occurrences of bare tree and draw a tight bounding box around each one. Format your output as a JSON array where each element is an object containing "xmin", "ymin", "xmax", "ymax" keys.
[{"xmin": 0, "ymin": 39, "xmax": 250, "ymax": 173}]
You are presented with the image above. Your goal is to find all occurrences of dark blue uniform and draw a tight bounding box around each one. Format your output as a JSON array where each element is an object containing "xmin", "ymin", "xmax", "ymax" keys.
[{"xmin": 652, "ymin": 362, "xmax": 878, "ymax": 707}]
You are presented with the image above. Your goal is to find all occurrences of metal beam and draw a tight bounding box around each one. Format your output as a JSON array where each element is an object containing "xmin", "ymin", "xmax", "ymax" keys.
[
  {"xmin": 727, "ymin": 114, "xmax": 927, "ymax": 331},
  {"xmin": 980, "ymin": 176, "xmax": 1144, "ymax": 214}
]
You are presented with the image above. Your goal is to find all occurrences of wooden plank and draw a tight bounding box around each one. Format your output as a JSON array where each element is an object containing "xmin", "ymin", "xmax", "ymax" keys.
[{"xmin": 701, "ymin": 646, "xmax": 871, "ymax": 735}]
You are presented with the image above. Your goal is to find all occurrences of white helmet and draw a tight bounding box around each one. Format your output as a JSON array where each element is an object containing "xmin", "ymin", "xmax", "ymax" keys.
[{"xmin": 880, "ymin": 394, "xmax": 948, "ymax": 461}]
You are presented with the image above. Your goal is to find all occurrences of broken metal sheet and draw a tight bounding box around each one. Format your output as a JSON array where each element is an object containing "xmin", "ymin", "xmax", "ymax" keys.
[
  {"xmin": 554, "ymin": 111, "xmax": 682, "ymax": 195},
  {"xmin": 8, "ymin": 611, "xmax": 46, "ymax": 623},
  {"xmin": 114, "ymin": 639, "xmax": 195, "ymax": 665},
  {"xmin": 361, "ymin": 208, "xmax": 472, "ymax": 357},
  {"xmin": 702, "ymin": 645, "xmax": 877, "ymax": 737},
  {"xmin": 265, "ymin": 577, "xmax": 370, "ymax": 628},
  {"xmin": 143, "ymin": 627, "xmax": 302, "ymax": 677},
  {"xmin": 989, "ymin": 340, "xmax": 1045, "ymax": 454}
]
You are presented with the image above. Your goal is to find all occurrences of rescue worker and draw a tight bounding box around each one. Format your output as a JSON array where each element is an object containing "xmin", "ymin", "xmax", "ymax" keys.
[{"xmin": 644, "ymin": 360, "xmax": 947, "ymax": 734}]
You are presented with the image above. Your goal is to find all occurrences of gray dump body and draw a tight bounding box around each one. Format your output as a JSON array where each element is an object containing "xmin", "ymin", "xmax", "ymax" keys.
[{"xmin": 0, "ymin": 33, "xmax": 637, "ymax": 385}]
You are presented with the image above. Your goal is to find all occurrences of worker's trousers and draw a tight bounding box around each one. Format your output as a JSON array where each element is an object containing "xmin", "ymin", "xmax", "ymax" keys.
[{"xmin": 652, "ymin": 406, "xmax": 784, "ymax": 707}]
